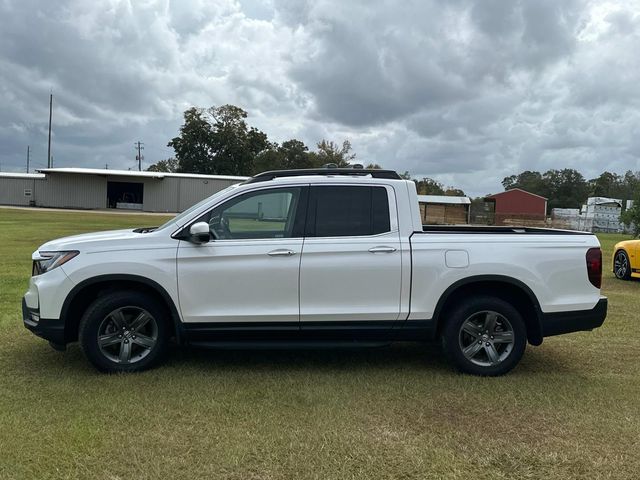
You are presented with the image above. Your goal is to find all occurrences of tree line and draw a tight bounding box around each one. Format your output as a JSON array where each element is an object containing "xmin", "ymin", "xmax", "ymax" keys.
[
  {"xmin": 148, "ymin": 105, "xmax": 361, "ymax": 175},
  {"xmin": 149, "ymin": 104, "xmax": 640, "ymax": 221},
  {"xmin": 502, "ymin": 169, "xmax": 640, "ymax": 211},
  {"xmin": 147, "ymin": 104, "xmax": 467, "ymax": 196},
  {"xmin": 503, "ymin": 168, "xmax": 640, "ymax": 235}
]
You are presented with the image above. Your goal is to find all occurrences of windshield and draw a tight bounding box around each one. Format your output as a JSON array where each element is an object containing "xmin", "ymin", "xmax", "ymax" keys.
[{"xmin": 156, "ymin": 185, "xmax": 239, "ymax": 230}]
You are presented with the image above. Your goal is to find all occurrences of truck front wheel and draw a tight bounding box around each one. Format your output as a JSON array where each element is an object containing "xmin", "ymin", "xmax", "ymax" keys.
[
  {"xmin": 441, "ymin": 296, "xmax": 527, "ymax": 376},
  {"xmin": 79, "ymin": 291, "xmax": 170, "ymax": 373}
]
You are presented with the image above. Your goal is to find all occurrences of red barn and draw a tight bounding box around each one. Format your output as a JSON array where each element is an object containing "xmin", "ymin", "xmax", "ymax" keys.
[{"xmin": 485, "ymin": 188, "xmax": 548, "ymax": 226}]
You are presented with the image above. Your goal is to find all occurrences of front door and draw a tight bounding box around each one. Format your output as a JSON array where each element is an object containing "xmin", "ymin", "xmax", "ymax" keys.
[
  {"xmin": 299, "ymin": 185, "xmax": 402, "ymax": 328},
  {"xmin": 177, "ymin": 186, "xmax": 307, "ymax": 324}
]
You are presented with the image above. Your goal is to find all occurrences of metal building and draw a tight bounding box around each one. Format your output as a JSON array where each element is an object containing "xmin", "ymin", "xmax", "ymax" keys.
[
  {"xmin": 0, "ymin": 172, "xmax": 46, "ymax": 206},
  {"xmin": 0, "ymin": 168, "xmax": 247, "ymax": 213},
  {"xmin": 485, "ymin": 188, "xmax": 548, "ymax": 226}
]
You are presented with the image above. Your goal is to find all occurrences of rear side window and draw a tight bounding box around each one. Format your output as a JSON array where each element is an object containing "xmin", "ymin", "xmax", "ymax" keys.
[{"xmin": 308, "ymin": 186, "xmax": 391, "ymax": 237}]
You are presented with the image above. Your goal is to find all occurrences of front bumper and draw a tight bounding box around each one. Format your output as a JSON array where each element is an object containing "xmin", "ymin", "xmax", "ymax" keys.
[
  {"xmin": 541, "ymin": 297, "xmax": 607, "ymax": 337},
  {"xmin": 22, "ymin": 298, "xmax": 65, "ymax": 345}
]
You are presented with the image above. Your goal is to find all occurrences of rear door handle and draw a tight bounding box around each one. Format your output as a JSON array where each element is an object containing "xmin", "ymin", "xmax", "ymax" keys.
[
  {"xmin": 368, "ymin": 246, "xmax": 397, "ymax": 254},
  {"xmin": 268, "ymin": 249, "xmax": 296, "ymax": 257}
]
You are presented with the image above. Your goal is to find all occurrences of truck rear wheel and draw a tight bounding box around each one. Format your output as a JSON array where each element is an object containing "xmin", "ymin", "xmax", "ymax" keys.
[
  {"xmin": 441, "ymin": 296, "xmax": 526, "ymax": 376},
  {"xmin": 79, "ymin": 291, "xmax": 170, "ymax": 373}
]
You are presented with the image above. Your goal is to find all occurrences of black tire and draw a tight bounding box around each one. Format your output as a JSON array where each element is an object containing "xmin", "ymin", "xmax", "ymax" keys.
[
  {"xmin": 79, "ymin": 290, "xmax": 170, "ymax": 373},
  {"xmin": 441, "ymin": 295, "xmax": 527, "ymax": 376},
  {"xmin": 614, "ymin": 250, "xmax": 631, "ymax": 280}
]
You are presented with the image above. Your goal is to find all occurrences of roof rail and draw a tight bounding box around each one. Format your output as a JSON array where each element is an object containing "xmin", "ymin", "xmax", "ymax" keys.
[{"xmin": 244, "ymin": 168, "xmax": 402, "ymax": 184}]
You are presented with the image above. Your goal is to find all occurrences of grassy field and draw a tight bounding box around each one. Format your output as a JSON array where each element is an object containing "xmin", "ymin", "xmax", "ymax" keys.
[{"xmin": 0, "ymin": 207, "xmax": 639, "ymax": 479}]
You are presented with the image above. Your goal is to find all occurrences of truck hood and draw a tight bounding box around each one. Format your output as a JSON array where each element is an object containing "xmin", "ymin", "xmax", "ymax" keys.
[{"xmin": 37, "ymin": 229, "xmax": 142, "ymax": 252}]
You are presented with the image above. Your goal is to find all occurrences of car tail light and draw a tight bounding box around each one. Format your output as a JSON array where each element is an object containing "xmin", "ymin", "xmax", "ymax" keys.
[{"xmin": 586, "ymin": 247, "xmax": 602, "ymax": 289}]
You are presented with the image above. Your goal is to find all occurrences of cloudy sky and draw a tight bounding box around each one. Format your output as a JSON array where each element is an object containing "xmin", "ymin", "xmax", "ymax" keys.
[{"xmin": 1, "ymin": 0, "xmax": 639, "ymax": 195}]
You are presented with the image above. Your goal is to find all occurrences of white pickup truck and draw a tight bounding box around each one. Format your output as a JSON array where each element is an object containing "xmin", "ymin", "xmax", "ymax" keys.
[{"xmin": 23, "ymin": 168, "xmax": 607, "ymax": 375}]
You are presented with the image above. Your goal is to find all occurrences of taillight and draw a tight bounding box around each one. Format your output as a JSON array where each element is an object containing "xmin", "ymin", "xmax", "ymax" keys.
[{"xmin": 586, "ymin": 247, "xmax": 602, "ymax": 289}]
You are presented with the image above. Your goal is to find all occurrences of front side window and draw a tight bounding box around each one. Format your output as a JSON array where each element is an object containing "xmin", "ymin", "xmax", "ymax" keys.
[
  {"xmin": 158, "ymin": 185, "xmax": 238, "ymax": 230},
  {"xmin": 201, "ymin": 187, "xmax": 303, "ymax": 240},
  {"xmin": 309, "ymin": 186, "xmax": 391, "ymax": 237}
]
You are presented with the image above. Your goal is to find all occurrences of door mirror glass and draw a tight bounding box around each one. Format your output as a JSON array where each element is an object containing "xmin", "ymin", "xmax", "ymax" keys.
[{"xmin": 189, "ymin": 222, "xmax": 211, "ymax": 244}]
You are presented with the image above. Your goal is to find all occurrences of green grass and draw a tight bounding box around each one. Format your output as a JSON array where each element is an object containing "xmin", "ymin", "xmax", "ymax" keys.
[{"xmin": 0, "ymin": 207, "xmax": 639, "ymax": 479}]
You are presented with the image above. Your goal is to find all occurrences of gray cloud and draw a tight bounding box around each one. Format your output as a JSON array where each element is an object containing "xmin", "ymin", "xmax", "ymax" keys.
[{"xmin": 1, "ymin": 0, "xmax": 639, "ymax": 196}]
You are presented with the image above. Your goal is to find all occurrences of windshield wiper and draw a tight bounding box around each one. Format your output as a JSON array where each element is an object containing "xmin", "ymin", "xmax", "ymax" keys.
[{"xmin": 132, "ymin": 226, "xmax": 158, "ymax": 233}]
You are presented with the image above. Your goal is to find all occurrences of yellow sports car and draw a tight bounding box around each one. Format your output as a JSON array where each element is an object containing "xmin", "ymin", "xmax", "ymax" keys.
[{"xmin": 613, "ymin": 240, "xmax": 640, "ymax": 280}]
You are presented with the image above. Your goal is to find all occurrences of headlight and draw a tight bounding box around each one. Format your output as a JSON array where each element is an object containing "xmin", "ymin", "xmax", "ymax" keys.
[{"xmin": 32, "ymin": 251, "xmax": 79, "ymax": 276}]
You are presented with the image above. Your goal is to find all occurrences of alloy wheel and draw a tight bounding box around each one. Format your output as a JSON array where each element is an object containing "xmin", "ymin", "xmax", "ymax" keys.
[
  {"xmin": 614, "ymin": 251, "xmax": 629, "ymax": 279},
  {"xmin": 458, "ymin": 310, "xmax": 515, "ymax": 367},
  {"xmin": 97, "ymin": 306, "xmax": 158, "ymax": 364}
]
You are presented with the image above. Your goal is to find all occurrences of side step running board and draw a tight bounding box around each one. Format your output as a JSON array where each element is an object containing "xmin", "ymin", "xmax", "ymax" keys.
[{"xmin": 187, "ymin": 340, "xmax": 392, "ymax": 350}]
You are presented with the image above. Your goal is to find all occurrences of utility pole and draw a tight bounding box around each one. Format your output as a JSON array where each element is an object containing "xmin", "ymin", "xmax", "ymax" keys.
[
  {"xmin": 135, "ymin": 141, "xmax": 144, "ymax": 171},
  {"xmin": 47, "ymin": 93, "xmax": 53, "ymax": 168},
  {"xmin": 105, "ymin": 163, "xmax": 108, "ymax": 170},
  {"xmin": 26, "ymin": 146, "xmax": 30, "ymax": 173}
]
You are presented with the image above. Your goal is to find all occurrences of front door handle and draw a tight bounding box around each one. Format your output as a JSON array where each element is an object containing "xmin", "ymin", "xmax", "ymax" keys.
[
  {"xmin": 368, "ymin": 246, "xmax": 397, "ymax": 254},
  {"xmin": 268, "ymin": 249, "xmax": 296, "ymax": 257}
]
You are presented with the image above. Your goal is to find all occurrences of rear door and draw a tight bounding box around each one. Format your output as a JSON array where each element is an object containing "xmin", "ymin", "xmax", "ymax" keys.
[{"xmin": 299, "ymin": 184, "xmax": 402, "ymax": 329}]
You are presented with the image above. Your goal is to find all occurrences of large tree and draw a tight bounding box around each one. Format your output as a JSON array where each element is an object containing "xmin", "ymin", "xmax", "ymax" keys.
[
  {"xmin": 621, "ymin": 191, "xmax": 640, "ymax": 236},
  {"xmin": 542, "ymin": 169, "xmax": 589, "ymax": 210},
  {"xmin": 415, "ymin": 177, "xmax": 445, "ymax": 195},
  {"xmin": 251, "ymin": 139, "xmax": 317, "ymax": 174},
  {"xmin": 502, "ymin": 170, "xmax": 545, "ymax": 196},
  {"xmin": 445, "ymin": 188, "xmax": 466, "ymax": 196},
  {"xmin": 620, "ymin": 171, "xmax": 640, "ymax": 203},
  {"xmin": 146, "ymin": 157, "xmax": 178, "ymax": 173},
  {"xmin": 588, "ymin": 170, "xmax": 640, "ymax": 204},
  {"xmin": 589, "ymin": 171, "xmax": 621, "ymax": 197},
  {"xmin": 502, "ymin": 168, "xmax": 589, "ymax": 210},
  {"xmin": 397, "ymin": 173, "xmax": 466, "ymax": 196},
  {"xmin": 252, "ymin": 145, "xmax": 283, "ymax": 175},
  {"xmin": 167, "ymin": 108, "xmax": 213, "ymax": 174},
  {"xmin": 168, "ymin": 105, "xmax": 269, "ymax": 176},
  {"xmin": 315, "ymin": 139, "xmax": 356, "ymax": 167},
  {"xmin": 280, "ymin": 139, "xmax": 316, "ymax": 170}
]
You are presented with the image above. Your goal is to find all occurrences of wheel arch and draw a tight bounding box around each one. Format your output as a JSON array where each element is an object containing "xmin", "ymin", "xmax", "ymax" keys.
[
  {"xmin": 614, "ymin": 246, "xmax": 629, "ymax": 256},
  {"xmin": 613, "ymin": 247, "xmax": 629, "ymax": 265},
  {"xmin": 433, "ymin": 275, "xmax": 544, "ymax": 346},
  {"xmin": 60, "ymin": 274, "xmax": 183, "ymax": 344}
]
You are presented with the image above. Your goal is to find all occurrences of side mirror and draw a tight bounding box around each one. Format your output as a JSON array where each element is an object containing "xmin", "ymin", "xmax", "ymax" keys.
[{"xmin": 189, "ymin": 222, "xmax": 211, "ymax": 244}]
